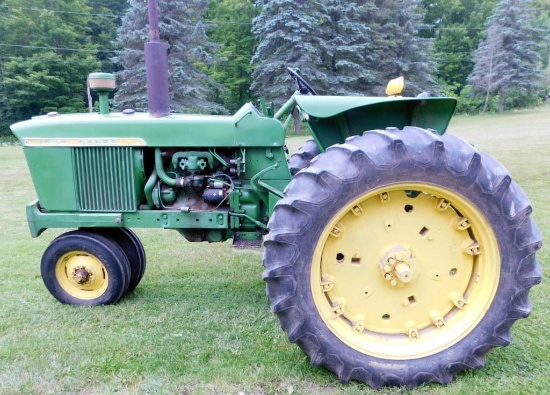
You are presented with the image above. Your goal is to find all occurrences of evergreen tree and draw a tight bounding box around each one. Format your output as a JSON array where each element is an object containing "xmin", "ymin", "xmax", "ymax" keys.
[
  {"xmin": 532, "ymin": 0, "xmax": 549, "ymax": 88},
  {"xmin": 395, "ymin": 0, "xmax": 439, "ymax": 95},
  {"xmin": 0, "ymin": 0, "xmax": 99, "ymax": 133},
  {"xmin": 367, "ymin": 0, "xmax": 439, "ymax": 96},
  {"xmin": 322, "ymin": 1, "xmax": 375, "ymax": 95},
  {"xmin": 251, "ymin": 0, "xmax": 331, "ymax": 105},
  {"xmin": 468, "ymin": 0, "xmax": 543, "ymax": 112},
  {"xmin": 467, "ymin": 25, "xmax": 508, "ymax": 112},
  {"xmin": 114, "ymin": 0, "xmax": 226, "ymax": 114}
]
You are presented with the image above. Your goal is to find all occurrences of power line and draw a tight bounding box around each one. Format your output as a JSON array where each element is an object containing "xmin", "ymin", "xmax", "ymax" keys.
[
  {"xmin": 0, "ymin": 5, "xmax": 118, "ymax": 18},
  {"xmin": 0, "ymin": 44, "xmax": 117, "ymax": 53},
  {"xmin": 0, "ymin": 5, "xmax": 254, "ymax": 25},
  {"xmin": 2, "ymin": 4, "xmax": 548, "ymax": 32},
  {"xmin": 0, "ymin": 43, "xmax": 257, "ymax": 57}
]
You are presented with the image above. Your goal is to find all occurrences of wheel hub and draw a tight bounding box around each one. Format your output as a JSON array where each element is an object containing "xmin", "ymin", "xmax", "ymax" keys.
[
  {"xmin": 380, "ymin": 246, "xmax": 418, "ymax": 286},
  {"xmin": 71, "ymin": 266, "xmax": 93, "ymax": 285},
  {"xmin": 55, "ymin": 251, "xmax": 109, "ymax": 299}
]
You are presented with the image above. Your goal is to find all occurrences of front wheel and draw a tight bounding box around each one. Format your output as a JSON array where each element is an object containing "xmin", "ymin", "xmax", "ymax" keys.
[
  {"xmin": 263, "ymin": 127, "xmax": 542, "ymax": 388},
  {"xmin": 84, "ymin": 227, "xmax": 146, "ymax": 294},
  {"xmin": 41, "ymin": 230, "xmax": 131, "ymax": 306}
]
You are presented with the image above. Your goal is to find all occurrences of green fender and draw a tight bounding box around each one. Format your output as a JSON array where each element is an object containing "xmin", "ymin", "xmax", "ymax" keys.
[{"xmin": 294, "ymin": 95, "xmax": 457, "ymax": 151}]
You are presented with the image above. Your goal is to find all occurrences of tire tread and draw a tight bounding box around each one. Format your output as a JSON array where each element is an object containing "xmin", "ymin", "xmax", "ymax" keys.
[{"xmin": 263, "ymin": 127, "xmax": 542, "ymax": 388}]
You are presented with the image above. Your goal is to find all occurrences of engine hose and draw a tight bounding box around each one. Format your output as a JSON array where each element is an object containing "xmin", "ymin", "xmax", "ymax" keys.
[
  {"xmin": 143, "ymin": 169, "xmax": 158, "ymax": 209},
  {"xmin": 154, "ymin": 147, "xmax": 176, "ymax": 187}
]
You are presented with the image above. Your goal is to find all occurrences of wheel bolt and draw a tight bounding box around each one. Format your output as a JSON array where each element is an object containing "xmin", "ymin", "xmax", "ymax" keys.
[{"xmin": 394, "ymin": 263, "xmax": 413, "ymax": 283}]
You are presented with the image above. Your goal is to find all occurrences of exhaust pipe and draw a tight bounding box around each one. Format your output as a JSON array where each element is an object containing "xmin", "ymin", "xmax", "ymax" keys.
[{"xmin": 145, "ymin": 0, "xmax": 170, "ymax": 117}]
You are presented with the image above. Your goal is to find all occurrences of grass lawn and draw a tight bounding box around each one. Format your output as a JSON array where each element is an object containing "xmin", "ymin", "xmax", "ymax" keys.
[{"xmin": 0, "ymin": 106, "xmax": 549, "ymax": 394}]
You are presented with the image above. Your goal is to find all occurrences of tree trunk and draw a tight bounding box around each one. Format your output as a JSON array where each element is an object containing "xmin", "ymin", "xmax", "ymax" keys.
[
  {"xmin": 483, "ymin": 88, "xmax": 491, "ymax": 114},
  {"xmin": 498, "ymin": 90, "xmax": 505, "ymax": 113}
]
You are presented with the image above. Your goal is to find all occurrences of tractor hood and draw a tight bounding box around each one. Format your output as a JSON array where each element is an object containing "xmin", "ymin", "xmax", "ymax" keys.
[{"xmin": 10, "ymin": 103, "xmax": 284, "ymax": 148}]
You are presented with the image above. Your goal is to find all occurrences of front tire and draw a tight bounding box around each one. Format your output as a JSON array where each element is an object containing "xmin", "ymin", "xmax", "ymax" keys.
[
  {"xmin": 41, "ymin": 230, "xmax": 131, "ymax": 306},
  {"xmin": 84, "ymin": 227, "xmax": 146, "ymax": 294},
  {"xmin": 263, "ymin": 127, "xmax": 542, "ymax": 388}
]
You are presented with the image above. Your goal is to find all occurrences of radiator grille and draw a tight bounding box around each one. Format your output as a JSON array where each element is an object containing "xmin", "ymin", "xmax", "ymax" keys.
[{"xmin": 73, "ymin": 147, "xmax": 137, "ymax": 212}]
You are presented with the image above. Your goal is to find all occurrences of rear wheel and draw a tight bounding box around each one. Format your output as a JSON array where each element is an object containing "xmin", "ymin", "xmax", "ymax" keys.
[
  {"xmin": 263, "ymin": 127, "xmax": 542, "ymax": 388},
  {"xmin": 41, "ymin": 230, "xmax": 131, "ymax": 305},
  {"xmin": 289, "ymin": 139, "xmax": 320, "ymax": 176}
]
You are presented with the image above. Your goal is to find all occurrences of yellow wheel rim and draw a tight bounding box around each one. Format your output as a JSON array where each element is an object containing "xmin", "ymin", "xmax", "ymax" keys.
[
  {"xmin": 311, "ymin": 183, "xmax": 500, "ymax": 359},
  {"xmin": 55, "ymin": 251, "xmax": 109, "ymax": 300}
]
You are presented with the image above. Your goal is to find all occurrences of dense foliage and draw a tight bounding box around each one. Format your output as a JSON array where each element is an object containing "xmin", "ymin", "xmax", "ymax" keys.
[
  {"xmin": 422, "ymin": 0, "xmax": 499, "ymax": 95},
  {"xmin": 0, "ymin": 0, "xmax": 548, "ymax": 135},
  {"xmin": 207, "ymin": 0, "xmax": 258, "ymax": 112},
  {"xmin": 0, "ymin": 0, "xmax": 101, "ymax": 134}
]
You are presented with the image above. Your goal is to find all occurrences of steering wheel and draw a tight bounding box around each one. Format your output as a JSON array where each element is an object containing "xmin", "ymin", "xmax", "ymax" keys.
[{"xmin": 286, "ymin": 67, "xmax": 317, "ymax": 96}]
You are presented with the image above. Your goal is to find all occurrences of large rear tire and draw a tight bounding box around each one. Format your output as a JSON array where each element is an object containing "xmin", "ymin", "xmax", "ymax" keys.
[
  {"xmin": 288, "ymin": 139, "xmax": 320, "ymax": 176},
  {"xmin": 263, "ymin": 127, "xmax": 542, "ymax": 388}
]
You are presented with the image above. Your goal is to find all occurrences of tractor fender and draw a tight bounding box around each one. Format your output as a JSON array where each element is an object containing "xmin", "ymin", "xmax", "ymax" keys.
[{"xmin": 294, "ymin": 95, "xmax": 457, "ymax": 151}]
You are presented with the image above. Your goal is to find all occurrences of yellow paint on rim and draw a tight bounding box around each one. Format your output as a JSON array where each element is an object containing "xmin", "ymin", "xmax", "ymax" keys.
[
  {"xmin": 55, "ymin": 251, "xmax": 109, "ymax": 300},
  {"xmin": 310, "ymin": 183, "xmax": 500, "ymax": 359}
]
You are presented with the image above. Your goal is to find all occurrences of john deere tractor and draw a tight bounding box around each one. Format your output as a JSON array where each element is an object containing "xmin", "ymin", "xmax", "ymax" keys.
[{"xmin": 10, "ymin": 0, "xmax": 542, "ymax": 389}]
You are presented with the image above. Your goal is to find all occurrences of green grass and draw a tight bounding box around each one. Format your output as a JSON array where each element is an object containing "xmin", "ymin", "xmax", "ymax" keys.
[{"xmin": 1, "ymin": 106, "xmax": 549, "ymax": 394}]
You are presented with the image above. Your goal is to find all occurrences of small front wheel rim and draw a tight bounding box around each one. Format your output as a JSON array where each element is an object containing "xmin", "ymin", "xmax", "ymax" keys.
[
  {"xmin": 55, "ymin": 251, "xmax": 109, "ymax": 300},
  {"xmin": 311, "ymin": 183, "xmax": 500, "ymax": 359}
]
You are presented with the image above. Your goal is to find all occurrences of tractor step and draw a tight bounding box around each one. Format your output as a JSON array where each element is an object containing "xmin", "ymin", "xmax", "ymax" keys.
[{"xmin": 232, "ymin": 234, "xmax": 263, "ymax": 248}]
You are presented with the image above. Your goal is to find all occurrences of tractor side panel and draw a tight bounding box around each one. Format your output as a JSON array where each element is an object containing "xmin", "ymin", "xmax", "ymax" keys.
[
  {"xmin": 23, "ymin": 146, "xmax": 146, "ymax": 213},
  {"xmin": 23, "ymin": 147, "xmax": 77, "ymax": 211}
]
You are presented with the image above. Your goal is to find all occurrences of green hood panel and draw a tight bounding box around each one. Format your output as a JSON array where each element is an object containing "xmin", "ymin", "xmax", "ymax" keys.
[{"xmin": 11, "ymin": 103, "xmax": 285, "ymax": 148}]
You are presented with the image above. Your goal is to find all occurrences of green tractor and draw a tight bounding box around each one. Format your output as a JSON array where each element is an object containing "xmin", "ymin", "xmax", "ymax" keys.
[{"xmin": 10, "ymin": 0, "xmax": 541, "ymax": 389}]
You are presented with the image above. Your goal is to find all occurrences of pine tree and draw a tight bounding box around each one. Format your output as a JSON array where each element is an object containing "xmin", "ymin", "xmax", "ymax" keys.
[
  {"xmin": 532, "ymin": 0, "xmax": 549, "ymax": 89},
  {"xmin": 323, "ymin": 1, "xmax": 375, "ymax": 95},
  {"xmin": 367, "ymin": 0, "xmax": 439, "ymax": 96},
  {"xmin": 114, "ymin": 0, "xmax": 226, "ymax": 114},
  {"xmin": 468, "ymin": 25, "xmax": 509, "ymax": 112},
  {"xmin": 111, "ymin": 0, "xmax": 148, "ymax": 111},
  {"xmin": 468, "ymin": 0, "xmax": 543, "ymax": 112},
  {"xmin": 251, "ymin": 0, "xmax": 331, "ymax": 105}
]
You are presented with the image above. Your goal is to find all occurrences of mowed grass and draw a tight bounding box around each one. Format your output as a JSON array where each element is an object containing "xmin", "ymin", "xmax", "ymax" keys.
[{"xmin": 0, "ymin": 106, "xmax": 549, "ymax": 395}]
